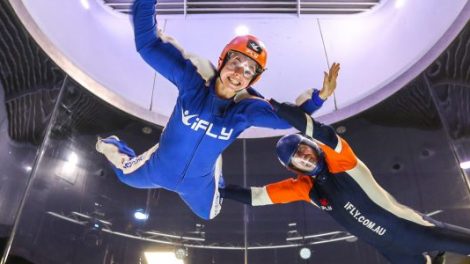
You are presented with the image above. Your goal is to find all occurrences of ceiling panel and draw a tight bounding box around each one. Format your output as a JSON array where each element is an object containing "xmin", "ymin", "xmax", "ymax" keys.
[{"xmin": 102, "ymin": 0, "xmax": 380, "ymax": 15}]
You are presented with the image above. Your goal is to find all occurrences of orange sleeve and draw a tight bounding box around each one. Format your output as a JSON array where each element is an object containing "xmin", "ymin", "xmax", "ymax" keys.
[
  {"xmin": 265, "ymin": 175, "xmax": 313, "ymax": 204},
  {"xmin": 319, "ymin": 137, "xmax": 358, "ymax": 173}
]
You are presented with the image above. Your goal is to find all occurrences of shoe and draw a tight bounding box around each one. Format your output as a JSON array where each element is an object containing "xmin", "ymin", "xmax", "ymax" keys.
[
  {"xmin": 96, "ymin": 136, "xmax": 136, "ymax": 157},
  {"xmin": 431, "ymin": 251, "xmax": 446, "ymax": 264}
]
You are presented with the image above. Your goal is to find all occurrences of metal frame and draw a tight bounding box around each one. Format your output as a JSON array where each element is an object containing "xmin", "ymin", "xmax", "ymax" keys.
[
  {"xmin": 46, "ymin": 211, "xmax": 356, "ymax": 250},
  {"xmin": 103, "ymin": 0, "xmax": 379, "ymax": 15}
]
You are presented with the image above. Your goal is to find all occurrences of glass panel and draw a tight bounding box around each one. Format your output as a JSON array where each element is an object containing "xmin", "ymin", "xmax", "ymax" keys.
[
  {"xmin": 4, "ymin": 79, "xmax": 247, "ymax": 264},
  {"xmin": 0, "ymin": 83, "xmax": 43, "ymax": 263},
  {"xmin": 0, "ymin": 1, "xmax": 65, "ymax": 261},
  {"xmin": 425, "ymin": 23, "xmax": 470, "ymax": 225},
  {"xmin": 5, "ymin": 79, "xmax": 168, "ymax": 263}
]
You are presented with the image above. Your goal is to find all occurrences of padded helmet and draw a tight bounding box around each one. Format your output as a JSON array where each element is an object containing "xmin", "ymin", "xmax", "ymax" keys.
[
  {"xmin": 276, "ymin": 134, "xmax": 326, "ymax": 176},
  {"xmin": 218, "ymin": 35, "xmax": 267, "ymax": 85}
]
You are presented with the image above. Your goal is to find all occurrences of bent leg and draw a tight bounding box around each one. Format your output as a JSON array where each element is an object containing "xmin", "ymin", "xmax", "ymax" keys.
[
  {"xmin": 382, "ymin": 252, "xmax": 428, "ymax": 264},
  {"xmin": 423, "ymin": 223, "xmax": 470, "ymax": 255},
  {"xmin": 96, "ymin": 136, "xmax": 160, "ymax": 188}
]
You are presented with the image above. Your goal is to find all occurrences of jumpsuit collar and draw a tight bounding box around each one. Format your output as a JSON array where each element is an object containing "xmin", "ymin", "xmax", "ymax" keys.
[{"xmin": 209, "ymin": 80, "xmax": 233, "ymax": 117}]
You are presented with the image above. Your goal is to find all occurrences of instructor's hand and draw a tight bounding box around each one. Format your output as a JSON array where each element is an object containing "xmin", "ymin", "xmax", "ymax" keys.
[{"xmin": 319, "ymin": 62, "xmax": 340, "ymax": 100}]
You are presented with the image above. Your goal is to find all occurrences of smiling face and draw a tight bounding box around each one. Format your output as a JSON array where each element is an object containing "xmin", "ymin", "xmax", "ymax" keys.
[
  {"xmin": 290, "ymin": 143, "xmax": 319, "ymax": 172},
  {"xmin": 216, "ymin": 51, "xmax": 260, "ymax": 99}
]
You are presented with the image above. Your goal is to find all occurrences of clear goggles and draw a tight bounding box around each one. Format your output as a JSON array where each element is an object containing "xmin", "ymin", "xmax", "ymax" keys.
[
  {"xmin": 225, "ymin": 52, "xmax": 260, "ymax": 79},
  {"xmin": 289, "ymin": 144, "xmax": 319, "ymax": 172}
]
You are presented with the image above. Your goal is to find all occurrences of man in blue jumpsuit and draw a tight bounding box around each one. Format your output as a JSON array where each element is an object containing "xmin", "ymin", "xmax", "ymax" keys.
[
  {"xmin": 96, "ymin": 0, "xmax": 335, "ymax": 220},
  {"xmin": 220, "ymin": 97, "xmax": 470, "ymax": 263}
]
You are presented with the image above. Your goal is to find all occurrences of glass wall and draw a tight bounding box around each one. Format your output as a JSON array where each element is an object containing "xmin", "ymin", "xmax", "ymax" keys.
[{"xmin": 2, "ymin": 74, "xmax": 470, "ymax": 263}]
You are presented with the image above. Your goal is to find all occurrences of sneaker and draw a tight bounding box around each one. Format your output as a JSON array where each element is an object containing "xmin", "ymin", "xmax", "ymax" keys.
[{"xmin": 96, "ymin": 136, "xmax": 136, "ymax": 157}]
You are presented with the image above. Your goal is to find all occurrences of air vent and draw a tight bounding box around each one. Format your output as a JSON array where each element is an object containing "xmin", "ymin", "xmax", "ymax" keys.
[{"xmin": 102, "ymin": 0, "xmax": 381, "ymax": 16}]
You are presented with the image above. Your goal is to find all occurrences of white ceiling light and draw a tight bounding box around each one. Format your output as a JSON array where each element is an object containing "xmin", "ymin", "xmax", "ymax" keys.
[
  {"xmin": 299, "ymin": 247, "xmax": 311, "ymax": 260},
  {"xmin": 395, "ymin": 0, "xmax": 406, "ymax": 8},
  {"xmin": 63, "ymin": 152, "xmax": 79, "ymax": 173},
  {"xmin": 460, "ymin": 161, "xmax": 470, "ymax": 170},
  {"xmin": 235, "ymin": 25, "xmax": 250, "ymax": 36},
  {"xmin": 174, "ymin": 248, "xmax": 187, "ymax": 260},
  {"xmin": 134, "ymin": 209, "xmax": 149, "ymax": 220},
  {"xmin": 80, "ymin": 0, "xmax": 90, "ymax": 10},
  {"xmin": 144, "ymin": 252, "xmax": 184, "ymax": 264},
  {"xmin": 67, "ymin": 152, "xmax": 78, "ymax": 164},
  {"xmin": 25, "ymin": 166, "xmax": 32, "ymax": 172}
]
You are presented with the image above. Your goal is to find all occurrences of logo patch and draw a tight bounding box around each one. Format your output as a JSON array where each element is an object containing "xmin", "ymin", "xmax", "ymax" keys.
[
  {"xmin": 181, "ymin": 109, "xmax": 233, "ymax": 140},
  {"xmin": 247, "ymin": 39, "xmax": 263, "ymax": 54},
  {"xmin": 344, "ymin": 202, "xmax": 387, "ymax": 236},
  {"xmin": 123, "ymin": 155, "xmax": 145, "ymax": 169},
  {"xmin": 319, "ymin": 198, "xmax": 329, "ymax": 207},
  {"xmin": 318, "ymin": 198, "xmax": 332, "ymax": 211}
]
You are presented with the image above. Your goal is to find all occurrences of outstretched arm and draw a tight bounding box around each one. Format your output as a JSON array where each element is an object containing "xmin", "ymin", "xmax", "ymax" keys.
[
  {"xmin": 246, "ymin": 63, "xmax": 340, "ymax": 130},
  {"xmin": 269, "ymin": 63, "xmax": 341, "ymax": 148},
  {"xmin": 220, "ymin": 175, "xmax": 313, "ymax": 206},
  {"xmin": 133, "ymin": 0, "xmax": 208, "ymax": 90},
  {"xmin": 219, "ymin": 184, "xmax": 253, "ymax": 205},
  {"xmin": 269, "ymin": 99, "xmax": 338, "ymax": 149},
  {"xmin": 296, "ymin": 63, "xmax": 340, "ymax": 114}
]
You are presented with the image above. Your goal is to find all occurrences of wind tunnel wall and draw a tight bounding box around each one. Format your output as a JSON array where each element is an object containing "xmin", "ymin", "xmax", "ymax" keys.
[{"xmin": 0, "ymin": 1, "xmax": 470, "ymax": 263}]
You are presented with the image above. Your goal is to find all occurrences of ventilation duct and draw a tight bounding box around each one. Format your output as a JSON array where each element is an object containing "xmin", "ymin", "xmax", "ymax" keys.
[{"xmin": 102, "ymin": 0, "xmax": 381, "ymax": 16}]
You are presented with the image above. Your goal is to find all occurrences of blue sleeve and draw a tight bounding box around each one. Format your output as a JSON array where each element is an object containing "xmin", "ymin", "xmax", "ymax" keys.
[
  {"xmin": 298, "ymin": 89, "xmax": 325, "ymax": 114},
  {"xmin": 132, "ymin": 0, "xmax": 198, "ymax": 91},
  {"xmin": 246, "ymin": 100, "xmax": 291, "ymax": 129},
  {"xmin": 244, "ymin": 89, "xmax": 325, "ymax": 130},
  {"xmin": 270, "ymin": 99, "xmax": 338, "ymax": 149},
  {"xmin": 219, "ymin": 185, "xmax": 252, "ymax": 205}
]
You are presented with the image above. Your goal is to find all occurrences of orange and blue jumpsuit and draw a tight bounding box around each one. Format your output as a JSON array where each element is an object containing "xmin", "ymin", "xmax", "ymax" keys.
[{"xmin": 221, "ymin": 100, "xmax": 470, "ymax": 263}]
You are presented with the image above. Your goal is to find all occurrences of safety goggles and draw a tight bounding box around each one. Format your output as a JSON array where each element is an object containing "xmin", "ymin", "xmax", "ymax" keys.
[
  {"xmin": 290, "ymin": 144, "xmax": 319, "ymax": 172},
  {"xmin": 225, "ymin": 52, "xmax": 260, "ymax": 79}
]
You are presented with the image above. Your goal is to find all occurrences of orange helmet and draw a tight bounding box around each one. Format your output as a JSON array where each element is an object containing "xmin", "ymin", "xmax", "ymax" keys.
[{"xmin": 218, "ymin": 35, "xmax": 268, "ymax": 85}]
